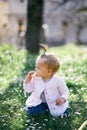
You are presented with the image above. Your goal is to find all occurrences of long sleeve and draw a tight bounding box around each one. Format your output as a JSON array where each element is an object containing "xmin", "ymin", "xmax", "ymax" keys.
[
  {"xmin": 58, "ymin": 77, "xmax": 69, "ymax": 100},
  {"xmin": 23, "ymin": 81, "xmax": 34, "ymax": 93},
  {"xmin": 24, "ymin": 77, "xmax": 45, "ymax": 107},
  {"xmin": 44, "ymin": 76, "xmax": 69, "ymax": 117}
]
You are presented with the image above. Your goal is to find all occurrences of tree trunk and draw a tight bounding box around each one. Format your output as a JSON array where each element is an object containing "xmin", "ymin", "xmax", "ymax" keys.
[{"xmin": 25, "ymin": 0, "xmax": 43, "ymax": 54}]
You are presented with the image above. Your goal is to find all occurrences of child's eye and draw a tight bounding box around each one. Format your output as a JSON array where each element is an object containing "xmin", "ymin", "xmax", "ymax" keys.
[
  {"xmin": 36, "ymin": 66, "xmax": 40, "ymax": 70},
  {"xmin": 37, "ymin": 67, "xmax": 40, "ymax": 70}
]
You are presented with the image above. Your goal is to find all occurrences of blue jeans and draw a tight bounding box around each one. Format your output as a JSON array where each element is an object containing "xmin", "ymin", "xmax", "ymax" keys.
[{"xmin": 26, "ymin": 103, "xmax": 49, "ymax": 116}]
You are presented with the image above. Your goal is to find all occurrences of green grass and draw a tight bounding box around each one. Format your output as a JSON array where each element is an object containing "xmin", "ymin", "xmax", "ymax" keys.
[{"xmin": 0, "ymin": 44, "xmax": 87, "ymax": 130}]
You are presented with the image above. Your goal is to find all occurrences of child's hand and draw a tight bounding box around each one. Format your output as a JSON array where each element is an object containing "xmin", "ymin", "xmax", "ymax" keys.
[
  {"xmin": 56, "ymin": 98, "xmax": 66, "ymax": 106},
  {"xmin": 24, "ymin": 71, "xmax": 35, "ymax": 84}
]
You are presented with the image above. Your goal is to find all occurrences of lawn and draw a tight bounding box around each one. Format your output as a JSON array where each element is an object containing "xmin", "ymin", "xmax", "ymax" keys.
[{"xmin": 0, "ymin": 44, "xmax": 87, "ymax": 130}]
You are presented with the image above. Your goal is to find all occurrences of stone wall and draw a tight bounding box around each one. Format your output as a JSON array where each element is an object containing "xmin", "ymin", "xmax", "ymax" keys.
[
  {"xmin": 0, "ymin": 0, "xmax": 87, "ymax": 46},
  {"xmin": 0, "ymin": 1, "xmax": 9, "ymax": 43},
  {"xmin": 0, "ymin": 0, "xmax": 27, "ymax": 45},
  {"xmin": 43, "ymin": 0, "xmax": 87, "ymax": 46}
]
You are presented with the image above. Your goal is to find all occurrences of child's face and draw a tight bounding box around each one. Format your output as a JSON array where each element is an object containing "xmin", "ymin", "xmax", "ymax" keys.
[{"xmin": 35, "ymin": 58, "xmax": 52, "ymax": 80}]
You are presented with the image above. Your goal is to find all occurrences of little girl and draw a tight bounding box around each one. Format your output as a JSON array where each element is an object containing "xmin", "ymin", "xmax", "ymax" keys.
[{"xmin": 23, "ymin": 47, "xmax": 69, "ymax": 117}]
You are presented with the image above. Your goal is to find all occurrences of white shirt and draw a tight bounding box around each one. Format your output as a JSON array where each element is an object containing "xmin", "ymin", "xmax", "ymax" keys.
[{"xmin": 23, "ymin": 75, "xmax": 69, "ymax": 116}]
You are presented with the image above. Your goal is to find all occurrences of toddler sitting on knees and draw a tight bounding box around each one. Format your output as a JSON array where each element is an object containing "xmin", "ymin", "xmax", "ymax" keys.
[{"xmin": 23, "ymin": 51, "xmax": 69, "ymax": 117}]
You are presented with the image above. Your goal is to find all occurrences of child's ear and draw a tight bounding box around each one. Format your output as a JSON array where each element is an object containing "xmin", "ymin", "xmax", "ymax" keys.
[{"xmin": 47, "ymin": 69, "xmax": 52, "ymax": 74}]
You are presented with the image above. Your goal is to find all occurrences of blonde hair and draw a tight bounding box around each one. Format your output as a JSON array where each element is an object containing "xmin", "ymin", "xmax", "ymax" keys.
[{"xmin": 37, "ymin": 53, "xmax": 60, "ymax": 73}]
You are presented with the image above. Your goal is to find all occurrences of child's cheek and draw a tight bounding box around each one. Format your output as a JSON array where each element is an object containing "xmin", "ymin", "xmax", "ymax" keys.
[{"xmin": 36, "ymin": 71, "xmax": 39, "ymax": 76}]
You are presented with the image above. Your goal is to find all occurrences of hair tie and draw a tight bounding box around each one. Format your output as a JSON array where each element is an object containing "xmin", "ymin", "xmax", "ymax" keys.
[{"xmin": 40, "ymin": 43, "xmax": 48, "ymax": 55}]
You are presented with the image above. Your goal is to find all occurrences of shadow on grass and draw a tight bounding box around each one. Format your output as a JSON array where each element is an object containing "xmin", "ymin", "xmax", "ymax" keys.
[
  {"xmin": 25, "ymin": 113, "xmax": 72, "ymax": 130},
  {"xmin": 0, "ymin": 81, "xmax": 26, "ymax": 130},
  {"xmin": 0, "ymin": 52, "xmax": 87, "ymax": 130},
  {"xmin": 67, "ymin": 82, "xmax": 87, "ymax": 130},
  {"xmin": 0, "ymin": 53, "xmax": 37, "ymax": 130}
]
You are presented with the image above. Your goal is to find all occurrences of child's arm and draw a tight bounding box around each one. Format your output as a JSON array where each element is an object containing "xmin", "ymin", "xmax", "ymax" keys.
[
  {"xmin": 24, "ymin": 71, "xmax": 35, "ymax": 84},
  {"xmin": 23, "ymin": 71, "xmax": 35, "ymax": 92},
  {"xmin": 56, "ymin": 77, "xmax": 69, "ymax": 106}
]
